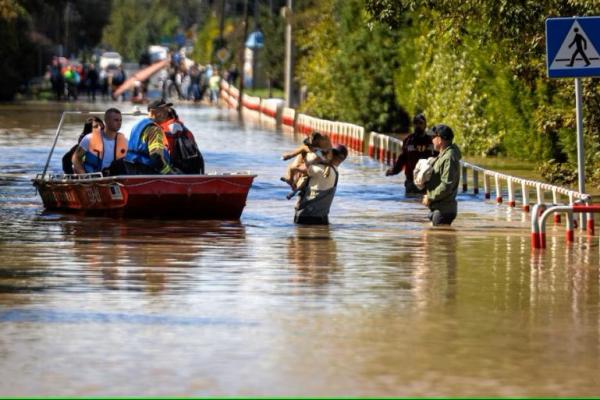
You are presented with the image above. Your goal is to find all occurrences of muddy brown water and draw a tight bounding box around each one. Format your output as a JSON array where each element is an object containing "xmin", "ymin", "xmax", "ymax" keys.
[{"xmin": 0, "ymin": 101, "xmax": 598, "ymax": 396}]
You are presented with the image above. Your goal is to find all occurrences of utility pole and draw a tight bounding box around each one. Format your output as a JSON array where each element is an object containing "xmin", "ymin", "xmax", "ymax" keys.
[
  {"xmin": 252, "ymin": 0, "xmax": 259, "ymax": 90},
  {"xmin": 268, "ymin": 0, "xmax": 273, "ymax": 98},
  {"xmin": 64, "ymin": 1, "xmax": 71, "ymax": 58},
  {"xmin": 219, "ymin": 0, "xmax": 226, "ymax": 49},
  {"xmin": 238, "ymin": 0, "xmax": 249, "ymax": 114},
  {"xmin": 283, "ymin": 0, "xmax": 292, "ymax": 107}
]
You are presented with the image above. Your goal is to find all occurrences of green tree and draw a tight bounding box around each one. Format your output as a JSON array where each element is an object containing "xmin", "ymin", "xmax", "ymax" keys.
[
  {"xmin": 295, "ymin": 0, "xmax": 409, "ymax": 133},
  {"xmin": 102, "ymin": 0, "xmax": 203, "ymax": 61},
  {"xmin": 258, "ymin": 2, "xmax": 285, "ymax": 91},
  {"xmin": 192, "ymin": 11, "xmax": 218, "ymax": 65},
  {"xmin": 0, "ymin": 1, "xmax": 38, "ymax": 100},
  {"xmin": 364, "ymin": 0, "xmax": 600, "ymax": 171}
]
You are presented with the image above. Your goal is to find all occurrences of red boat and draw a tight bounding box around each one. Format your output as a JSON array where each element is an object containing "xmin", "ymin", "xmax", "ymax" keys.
[
  {"xmin": 33, "ymin": 173, "xmax": 255, "ymax": 219},
  {"xmin": 33, "ymin": 111, "xmax": 256, "ymax": 219}
]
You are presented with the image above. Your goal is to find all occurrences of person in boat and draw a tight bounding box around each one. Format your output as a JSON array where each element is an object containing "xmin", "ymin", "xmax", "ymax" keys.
[
  {"xmin": 294, "ymin": 144, "xmax": 348, "ymax": 225},
  {"xmin": 71, "ymin": 108, "xmax": 127, "ymax": 175},
  {"xmin": 124, "ymin": 99, "xmax": 177, "ymax": 175},
  {"xmin": 159, "ymin": 107, "xmax": 204, "ymax": 174},
  {"xmin": 62, "ymin": 116, "xmax": 101, "ymax": 174}
]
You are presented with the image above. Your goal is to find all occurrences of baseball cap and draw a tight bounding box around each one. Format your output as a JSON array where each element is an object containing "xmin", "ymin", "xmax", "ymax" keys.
[
  {"xmin": 413, "ymin": 113, "xmax": 426, "ymax": 124},
  {"xmin": 432, "ymin": 124, "xmax": 454, "ymax": 142},
  {"xmin": 147, "ymin": 98, "xmax": 173, "ymax": 111}
]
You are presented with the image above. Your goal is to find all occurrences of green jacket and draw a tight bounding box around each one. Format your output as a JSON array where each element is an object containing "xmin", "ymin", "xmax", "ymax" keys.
[{"xmin": 426, "ymin": 143, "xmax": 462, "ymax": 215}]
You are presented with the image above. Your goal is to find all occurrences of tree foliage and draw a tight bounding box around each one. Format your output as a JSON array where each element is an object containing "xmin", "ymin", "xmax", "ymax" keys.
[
  {"xmin": 294, "ymin": 0, "xmax": 600, "ymax": 187},
  {"xmin": 192, "ymin": 11, "xmax": 218, "ymax": 65},
  {"xmin": 102, "ymin": 0, "xmax": 204, "ymax": 61},
  {"xmin": 295, "ymin": 0, "xmax": 409, "ymax": 133},
  {"xmin": 0, "ymin": 0, "xmax": 111, "ymax": 100}
]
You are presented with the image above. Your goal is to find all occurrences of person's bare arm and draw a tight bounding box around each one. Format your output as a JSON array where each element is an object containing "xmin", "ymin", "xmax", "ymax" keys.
[
  {"xmin": 282, "ymin": 144, "xmax": 309, "ymax": 161},
  {"xmin": 71, "ymin": 146, "xmax": 86, "ymax": 174}
]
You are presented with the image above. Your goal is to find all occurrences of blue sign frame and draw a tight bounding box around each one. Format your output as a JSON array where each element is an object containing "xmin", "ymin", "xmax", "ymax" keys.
[{"xmin": 546, "ymin": 16, "xmax": 600, "ymax": 78}]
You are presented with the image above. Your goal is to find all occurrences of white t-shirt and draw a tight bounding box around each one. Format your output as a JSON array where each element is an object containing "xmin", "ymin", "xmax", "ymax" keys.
[
  {"xmin": 79, "ymin": 133, "xmax": 116, "ymax": 169},
  {"xmin": 305, "ymin": 164, "xmax": 337, "ymax": 200}
]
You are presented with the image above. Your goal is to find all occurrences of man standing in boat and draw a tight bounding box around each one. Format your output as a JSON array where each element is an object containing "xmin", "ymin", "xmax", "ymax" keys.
[
  {"xmin": 72, "ymin": 108, "xmax": 127, "ymax": 174},
  {"xmin": 125, "ymin": 99, "xmax": 176, "ymax": 174}
]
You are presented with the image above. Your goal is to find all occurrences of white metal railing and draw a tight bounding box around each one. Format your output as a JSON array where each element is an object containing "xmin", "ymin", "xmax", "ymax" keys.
[{"xmin": 460, "ymin": 160, "xmax": 591, "ymax": 209}]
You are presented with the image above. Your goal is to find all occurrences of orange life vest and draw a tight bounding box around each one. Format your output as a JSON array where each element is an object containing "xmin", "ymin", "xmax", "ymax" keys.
[
  {"xmin": 159, "ymin": 118, "xmax": 179, "ymax": 152},
  {"xmin": 83, "ymin": 131, "xmax": 128, "ymax": 173}
]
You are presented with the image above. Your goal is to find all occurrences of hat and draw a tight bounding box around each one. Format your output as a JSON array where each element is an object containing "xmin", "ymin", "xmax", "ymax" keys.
[
  {"xmin": 147, "ymin": 98, "xmax": 173, "ymax": 111},
  {"xmin": 332, "ymin": 144, "xmax": 348, "ymax": 160},
  {"xmin": 413, "ymin": 113, "xmax": 426, "ymax": 124},
  {"xmin": 432, "ymin": 124, "xmax": 454, "ymax": 142}
]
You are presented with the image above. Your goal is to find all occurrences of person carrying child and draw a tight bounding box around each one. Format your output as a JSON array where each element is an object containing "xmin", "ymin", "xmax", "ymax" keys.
[
  {"xmin": 294, "ymin": 144, "xmax": 348, "ymax": 225},
  {"xmin": 281, "ymin": 131, "xmax": 333, "ymax": 199}
]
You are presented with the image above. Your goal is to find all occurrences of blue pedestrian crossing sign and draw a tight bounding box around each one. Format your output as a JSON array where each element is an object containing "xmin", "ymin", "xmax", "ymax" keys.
[{"xmin": 546, "ymin": 17, "xmax": 600, "ymax": 78}]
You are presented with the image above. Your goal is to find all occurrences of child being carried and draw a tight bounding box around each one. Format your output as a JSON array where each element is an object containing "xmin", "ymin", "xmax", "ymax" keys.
[{"xmin": 281, "ymin": 131, "xmax": 333, "ymax": 199}]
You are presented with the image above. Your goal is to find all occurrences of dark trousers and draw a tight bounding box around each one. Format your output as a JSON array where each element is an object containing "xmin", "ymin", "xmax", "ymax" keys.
[
  {"xmin": 428, "ymin": 210, "xmax": 456, "ymax": 226},
  {"xmin": 294, "ymin": 214, "xmax": 329, "ymax": 225}
]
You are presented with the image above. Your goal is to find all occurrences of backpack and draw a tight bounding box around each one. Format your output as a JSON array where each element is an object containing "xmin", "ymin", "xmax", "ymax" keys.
[{"xmin": 172, "ymin": 131, "xmax": 204, "ymax": 174}]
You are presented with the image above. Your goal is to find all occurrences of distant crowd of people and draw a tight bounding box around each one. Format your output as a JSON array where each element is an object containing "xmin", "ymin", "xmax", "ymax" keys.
[
  {"xmin": 45, "ymin": 51, "xmax": 239, "ymax": 104},
  {"xmin": 158, "ymin": 51, "xmax": 238, "ymax": 104},
  {"xmin": 47, "ymin": 56, "xmax": 126, "ymax": 102}
]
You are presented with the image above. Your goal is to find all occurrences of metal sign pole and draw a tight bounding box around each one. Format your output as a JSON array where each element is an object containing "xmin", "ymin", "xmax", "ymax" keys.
[{"xmin": 574, "ymin": 77, "xmax": 587, "ymax": 229}]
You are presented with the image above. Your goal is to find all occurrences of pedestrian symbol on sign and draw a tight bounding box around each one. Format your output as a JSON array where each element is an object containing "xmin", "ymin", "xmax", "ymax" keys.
[
  {"xmin": 549, "ymin": 21, "xmax": 600, "ymax": 70},
  {"xmin": 567, "ymin": 28, "xmax": 590, "ymax": 66}
]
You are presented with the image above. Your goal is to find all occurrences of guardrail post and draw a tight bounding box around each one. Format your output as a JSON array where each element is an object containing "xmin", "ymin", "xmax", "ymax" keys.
[
  {"xmin": 462, "ymin": 165, "xmax": 468, "ymax": 192},
  {"xmin": 473, "ymin": 170, "xmax": 479, "ymax": 195},
  {"xmin": 552, "ymin": 190, "xmax": 561, "ymax": 224},
  {"xmin": 586, "ymin": 199, "xmax": 595, "ymax": 236},
  {"xmin": 521, "ymin": 181, "xmax": 530, "ymax": 212},
  {"xmin": 566, "ymin": 209, "xmax": 575, "ymax": 242},
  {"xmin": 537, "ymin": 204, "xmax": 548, "ymax": 248},
  {"xmin": 483, "ymin": 173, "xmax": 490, "ymax": 199},
  {"xmin": 568, "ymin": 192, "xmax": 575, "ymax": 227},
  {"xmin": 495, "ymin": 174, "xmax": 502, "ymax": 204},
  {"xmin": 507, "ymin": 178, "xmax": 515, "ymax": 207},
  {"xmin": 531, "ymin": 203, "xmax": 543, "ymax": 249},
  {"xmin": 536, "ymin": 183, "xmax": 544, "ymax": 205}
]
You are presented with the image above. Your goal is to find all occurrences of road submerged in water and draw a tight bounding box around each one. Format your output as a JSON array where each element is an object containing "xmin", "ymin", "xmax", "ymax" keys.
[{"xmin": 0, "ymin": 101, "xmax": 598, "ymax": 396}]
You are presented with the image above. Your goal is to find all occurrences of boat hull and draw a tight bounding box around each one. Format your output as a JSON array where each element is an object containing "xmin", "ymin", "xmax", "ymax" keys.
[{"xmin": 33, "ymin": 174, "xmax": 256, "ymax": 219}]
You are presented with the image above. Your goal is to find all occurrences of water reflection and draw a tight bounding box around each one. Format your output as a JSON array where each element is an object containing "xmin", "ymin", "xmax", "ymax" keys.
[
  {"xmin": 0, "ymin": 102, "xmax": 599, "ymax": 396},
  {"xmin": 287, "ymin": 225, "xmax": 339, "ymax": 286},
  {"xmin": 64, "ymin": 218, "xmax": 247, "ymax": 293},
  {"xmin": 413, "ymin": 229, "xmax": 458, "ymax": 308}
]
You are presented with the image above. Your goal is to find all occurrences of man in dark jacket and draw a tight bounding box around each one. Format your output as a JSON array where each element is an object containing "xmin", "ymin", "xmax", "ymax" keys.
[
  {"xmin": 423, "ymin": 124, "xmax": 462, "ymax": 226},
  {"xmin": 386, "ymin": 113, "xmax": 436, "ymax": 194}
]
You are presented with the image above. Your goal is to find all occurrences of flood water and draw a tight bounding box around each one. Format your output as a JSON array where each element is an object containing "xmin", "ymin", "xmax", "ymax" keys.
[{"xmin": 0, "ymin": 101, "xmax": 599, "ymax": 396}]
